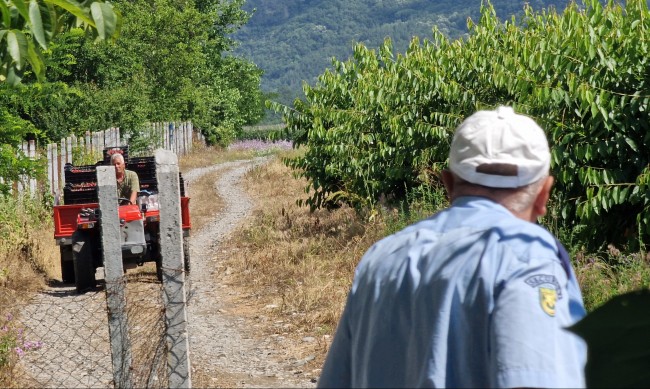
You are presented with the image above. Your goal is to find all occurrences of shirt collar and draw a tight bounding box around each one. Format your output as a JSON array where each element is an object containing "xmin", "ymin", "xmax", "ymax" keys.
[{"xmin": 451, "ymin": 196, "xmax": 514, "ymax": 217}]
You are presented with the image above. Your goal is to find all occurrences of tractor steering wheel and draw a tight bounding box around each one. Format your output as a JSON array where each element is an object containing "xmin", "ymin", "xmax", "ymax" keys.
[{"xmin": 118, "ymin": 197, "xmax": 132, "ymax": 205}]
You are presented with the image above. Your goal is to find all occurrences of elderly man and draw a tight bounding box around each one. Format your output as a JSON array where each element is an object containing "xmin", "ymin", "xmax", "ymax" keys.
[
  {"xmin": 110, "ymin": 153, "xmax": 140, "ymax": 205},
  {"xmin": 318, "ymin": 106, "xmax": 586, "ymax": 388}
]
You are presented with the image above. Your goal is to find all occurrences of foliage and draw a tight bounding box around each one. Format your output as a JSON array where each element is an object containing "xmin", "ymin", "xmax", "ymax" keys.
[
  {"xmin": 0, "ymin": 0, "xmax": 120, "ymax": 84},
  {"xmin": 0, "ymin": 0, "xmax": 118, "ymax": 193},
  {"xmin": 273, "ymin": 0, "xmax": 650, "ymax": 250},
  {"xmin": 239, "ymin": 125, "xmax": 290, "ymax": 141},
  {"xmin": 61, "ymin": 0, "xmax": 263, "ymax": 145},
  {"xmin": 0, "ymin": 107, "xmax": 44, "ymax": 195},
  {"xmin": 234, "ymin": 0, "xmax": 576, "ymax": 114},
  {"xmin": 0, "ymin": 0, "xmax": 265, "ymax": 190},
  {"xmin": 568, "ymin": 289, "xmax": 650, "ymax": 388}
]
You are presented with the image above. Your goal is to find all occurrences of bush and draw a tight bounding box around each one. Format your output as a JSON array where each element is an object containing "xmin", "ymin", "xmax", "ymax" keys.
[{"xmin": 272, "ymin": 0, "xmax": 650, "ymax": 250}]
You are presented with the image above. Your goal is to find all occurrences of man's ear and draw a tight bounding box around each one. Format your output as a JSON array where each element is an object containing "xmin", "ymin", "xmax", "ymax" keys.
[
  {"xmin": 441, "ymin": 170, "xmax": 454, "ymax": 201},
  {"xmin": 533, "ymin": 176, "xmax": 555, "ymax": 218}
]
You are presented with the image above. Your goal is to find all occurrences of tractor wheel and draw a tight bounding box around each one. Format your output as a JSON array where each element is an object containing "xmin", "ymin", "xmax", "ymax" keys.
[
  {"xmin": 155, "ymin": 232, "xmax": 163, "ymax": 282},
  {"xmin": 156, "ymin": 257, "xmax": 163, "ymax": 282},
  {"xmin": 60, "ymin": 245, "xmax": 75, "ymax": 283},
  {"xmin": 72, "ymin": 231, "xmax": 97, "ymax": 293},
  {"xmin": 183, "ymin": 236, "xmax": 190, "ymax": 274}
]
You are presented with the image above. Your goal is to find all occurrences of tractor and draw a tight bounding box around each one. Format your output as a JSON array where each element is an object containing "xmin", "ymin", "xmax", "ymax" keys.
[{"xmin": 53, "ymin": 146, "xmax": 191, "ymax": 293}]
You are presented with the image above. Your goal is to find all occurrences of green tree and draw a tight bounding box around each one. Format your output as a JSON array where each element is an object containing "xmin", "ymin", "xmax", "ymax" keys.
[
  {"xmin": 1, "ymin": 0, "xmax": 264, "ymax": 149},
  {"xmin": 0, "ymin": 0, "xmax": 120, "ymax": 196},
  {"xmin": 0, "ymin": 0, "xmax": 120, "ymax": 85}
]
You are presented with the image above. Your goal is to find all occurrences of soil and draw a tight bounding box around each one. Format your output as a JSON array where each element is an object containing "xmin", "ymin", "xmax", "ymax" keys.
[{"xmin": 14, "ymin": 157, "xmax": 319, "ymax": 388}]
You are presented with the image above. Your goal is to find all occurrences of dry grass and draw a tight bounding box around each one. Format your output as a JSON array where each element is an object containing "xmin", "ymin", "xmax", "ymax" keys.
[
  {"xmin": 0, "ymin": 196, "xmax": 57, "ymax": 386},
  {"xmin": 218, "ymin": 152, "xmax": 389, "ymax": 368},
  {"xmin": 178, "ymin": 142, "xmax": 267, "ymax": 171},
  {"xmin": 185, "ymin": 170, "xmax": 226, "ymax": 232}
]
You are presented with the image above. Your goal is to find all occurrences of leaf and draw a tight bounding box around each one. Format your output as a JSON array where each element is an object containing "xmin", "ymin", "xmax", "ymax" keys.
[
  {"xmin": 5, "ymin": 64, "xmax": 22, "ymax": 86},
  {"xmin": 90, "ymin": 2, "xmax": 118, "ymax": 40},
  {"xmin": 29, "ymin": 0, "xmax": 47, "ymax": 49},
  {"xmin": 0, "ymin": 1, "xmax": 11, "ymax": 28},
  {"xmin": 625, "ymin": 137, "xmax": 638, "ymax": 152},
  {"xmin": 47, "ymin": 0, "xmax": 95, "ymax": 26},
  {"xmin": 12, "ymin": 0, "xmax": 30, "ymax": 20},
  {"xmin": 567, "ymin": 290, "xmax": 650, "ymax": 388},
  {"xmin": 26, "ymin": 39, "xmax": 45, "ymax": 81},
  {"xmin": 7, "ymin": 30, "xmax": 28, "ymax": 70}
]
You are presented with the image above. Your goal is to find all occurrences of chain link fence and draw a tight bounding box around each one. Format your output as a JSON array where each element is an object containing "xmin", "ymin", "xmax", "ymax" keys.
[
  {"xmin": 2, "ymin": 267, "xmax": 181, "ymax": 388},
  {"xmin": 1, "ymin": 151, "xmax": 190, "ymax": 388}
]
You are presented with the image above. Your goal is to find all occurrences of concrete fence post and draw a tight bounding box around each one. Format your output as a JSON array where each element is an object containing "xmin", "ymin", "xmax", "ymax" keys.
[
  {"xmin": 97, "ymin": 166, "xmax": 134, "ymax": 389},
  {"xmin": 155, "ymin": 149, "xmax": 192, "ymax": 388}
]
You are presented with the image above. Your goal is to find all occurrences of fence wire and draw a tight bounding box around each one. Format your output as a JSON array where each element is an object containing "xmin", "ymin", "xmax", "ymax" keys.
[{"xmin": 1, "ymin": 265, "xmax": 182, "ymax": 388}]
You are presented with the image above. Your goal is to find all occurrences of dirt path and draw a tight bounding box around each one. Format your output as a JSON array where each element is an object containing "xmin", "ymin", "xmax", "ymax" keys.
[
  {"xmin": 185, "ymin": 158, "xmax": 315, "ymax": 388},
  {"xmin": 15, "ymin": 158, "xmax": 317, "ymax": 388}
]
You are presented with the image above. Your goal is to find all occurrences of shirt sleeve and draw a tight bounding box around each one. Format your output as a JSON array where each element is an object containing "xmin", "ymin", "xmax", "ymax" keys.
[
  {"xmin": 490, "ymin": 256, "xmax": 586, "ymax": 388},
  {"xmin": 318, "ymin": 296, "xmax": 353, "ymax": 388},
  {"xmin": 130, "ymin": 171, "xmax": 140, "ymax": 193}
]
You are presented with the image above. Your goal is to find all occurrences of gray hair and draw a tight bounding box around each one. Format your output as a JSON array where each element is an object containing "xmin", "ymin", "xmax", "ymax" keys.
[
  {"xmin": 110, "ymin": 153, "xmax": 125, "ymax": 164},
  {"xmin": 449, "ymin": 173, "xmax": 547, "ymax": 214}
]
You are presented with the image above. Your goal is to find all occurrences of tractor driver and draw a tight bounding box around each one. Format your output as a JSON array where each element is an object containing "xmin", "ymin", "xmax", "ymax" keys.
[{"xmin": 111, "ymin": 153, "xmax": 140, "ymax": 205}]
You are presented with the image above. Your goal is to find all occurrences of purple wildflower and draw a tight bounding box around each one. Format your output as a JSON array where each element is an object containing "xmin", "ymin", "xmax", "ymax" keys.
[
  {"xmin": 23, "ymin": 340, "xmax": 44, "ymax": 350},
  {"xmin": 14, "ymin": 347, "xmax": 24, "ymax": 358},
  {"xmin": 228, "ymin": 139, "xmax": 293, "ymax": 152}
]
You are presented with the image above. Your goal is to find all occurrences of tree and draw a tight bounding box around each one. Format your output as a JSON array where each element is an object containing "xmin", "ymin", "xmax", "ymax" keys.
[{"xmin": 0, "ymin": 0, "xmax": 120, "ymax": 85}]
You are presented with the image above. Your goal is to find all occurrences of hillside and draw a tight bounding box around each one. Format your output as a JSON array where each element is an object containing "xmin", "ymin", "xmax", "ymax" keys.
[{"xmin": 231, "ymin": 0, "xmax": 573, "ymax": 119}]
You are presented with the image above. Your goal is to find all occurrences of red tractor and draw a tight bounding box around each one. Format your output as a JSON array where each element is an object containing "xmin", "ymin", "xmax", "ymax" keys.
[{"xmin": 53, "ymin": 147, "xmax": 191, "ymax": 293}]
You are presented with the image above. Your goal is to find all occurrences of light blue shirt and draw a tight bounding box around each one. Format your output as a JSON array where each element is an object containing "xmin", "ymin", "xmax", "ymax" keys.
[{"xmin": 318, "ymin": 196, "xmax": 586, "ymax": 388}]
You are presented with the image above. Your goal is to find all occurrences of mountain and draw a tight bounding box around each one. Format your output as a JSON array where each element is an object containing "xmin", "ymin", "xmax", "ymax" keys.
[{"xmin": 230, "ymin": 0, "xmax": 578, "ymax": 120}]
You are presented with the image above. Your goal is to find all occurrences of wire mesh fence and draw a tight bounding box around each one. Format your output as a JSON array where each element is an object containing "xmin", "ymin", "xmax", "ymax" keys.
[
  {"xmin": 1, "ymin": 149, "xmax": 191, "ymax": 389},
  {"xmin": 1, "ymin": 265, "xmax": 185, "ymax": 388}
]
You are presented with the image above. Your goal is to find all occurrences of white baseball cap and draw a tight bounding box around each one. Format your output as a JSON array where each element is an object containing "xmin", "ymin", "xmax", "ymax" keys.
[{"xmin": 449, "ymin": 106, "xmax": 551, "ymax": 188}]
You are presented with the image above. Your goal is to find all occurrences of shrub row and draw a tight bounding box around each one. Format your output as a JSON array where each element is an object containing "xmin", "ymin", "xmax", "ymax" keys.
[{"xmin": 272, "ymin": 0, "xmax": 650, "ymax": 250}]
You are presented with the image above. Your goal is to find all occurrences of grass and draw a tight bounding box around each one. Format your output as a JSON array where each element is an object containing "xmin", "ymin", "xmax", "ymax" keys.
[
  {"xmin": 574, "ymin": 251, "xmax": 650, "ymax": 311},
  {"xmin": 0, "ymin": 195, "xmax": 55, "ymax": 386},
  {"xmin": 213, "ymin": 155, "xmax": 453, "ymax": 371}
]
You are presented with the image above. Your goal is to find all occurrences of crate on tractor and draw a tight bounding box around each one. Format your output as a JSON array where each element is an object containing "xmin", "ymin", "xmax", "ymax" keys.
[
  {"xmin": 63, "ymin": 164, "xmax": 100, "ymax": 205},
  {"xmin": 54, "ymin": 146, "xmax": 191, "ymax": 293},
  {"xmin": 103, "ymin": 145, "xmax": 129, "ymax": 164}
]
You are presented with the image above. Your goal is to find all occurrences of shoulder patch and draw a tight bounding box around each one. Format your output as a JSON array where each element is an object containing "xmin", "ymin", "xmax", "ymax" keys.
[{"xmin": 525, "ymin": 274, "xmax": 562, "ymax": 317}]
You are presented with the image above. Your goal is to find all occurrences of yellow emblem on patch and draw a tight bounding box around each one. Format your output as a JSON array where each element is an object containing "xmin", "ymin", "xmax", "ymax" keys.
[{"xmin": 539, "ymin": 287, "xmax": 557, "ymax": 317}]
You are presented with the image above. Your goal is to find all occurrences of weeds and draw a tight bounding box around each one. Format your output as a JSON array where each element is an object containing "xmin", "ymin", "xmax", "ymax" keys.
[
  {"xmin": 575, "ymin": 251, "xmax": 650, "ymax": 311},
  {"xmin": 0, "ymin": 194, "xmax": 59, "ymax": 385},
  {"xmin": 0, "ymin": 313, "xmax": 44, "ymax": 386},
  {"xmin": 0, "ymin": 313, "xmax": 43, "ymax": 366}
]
